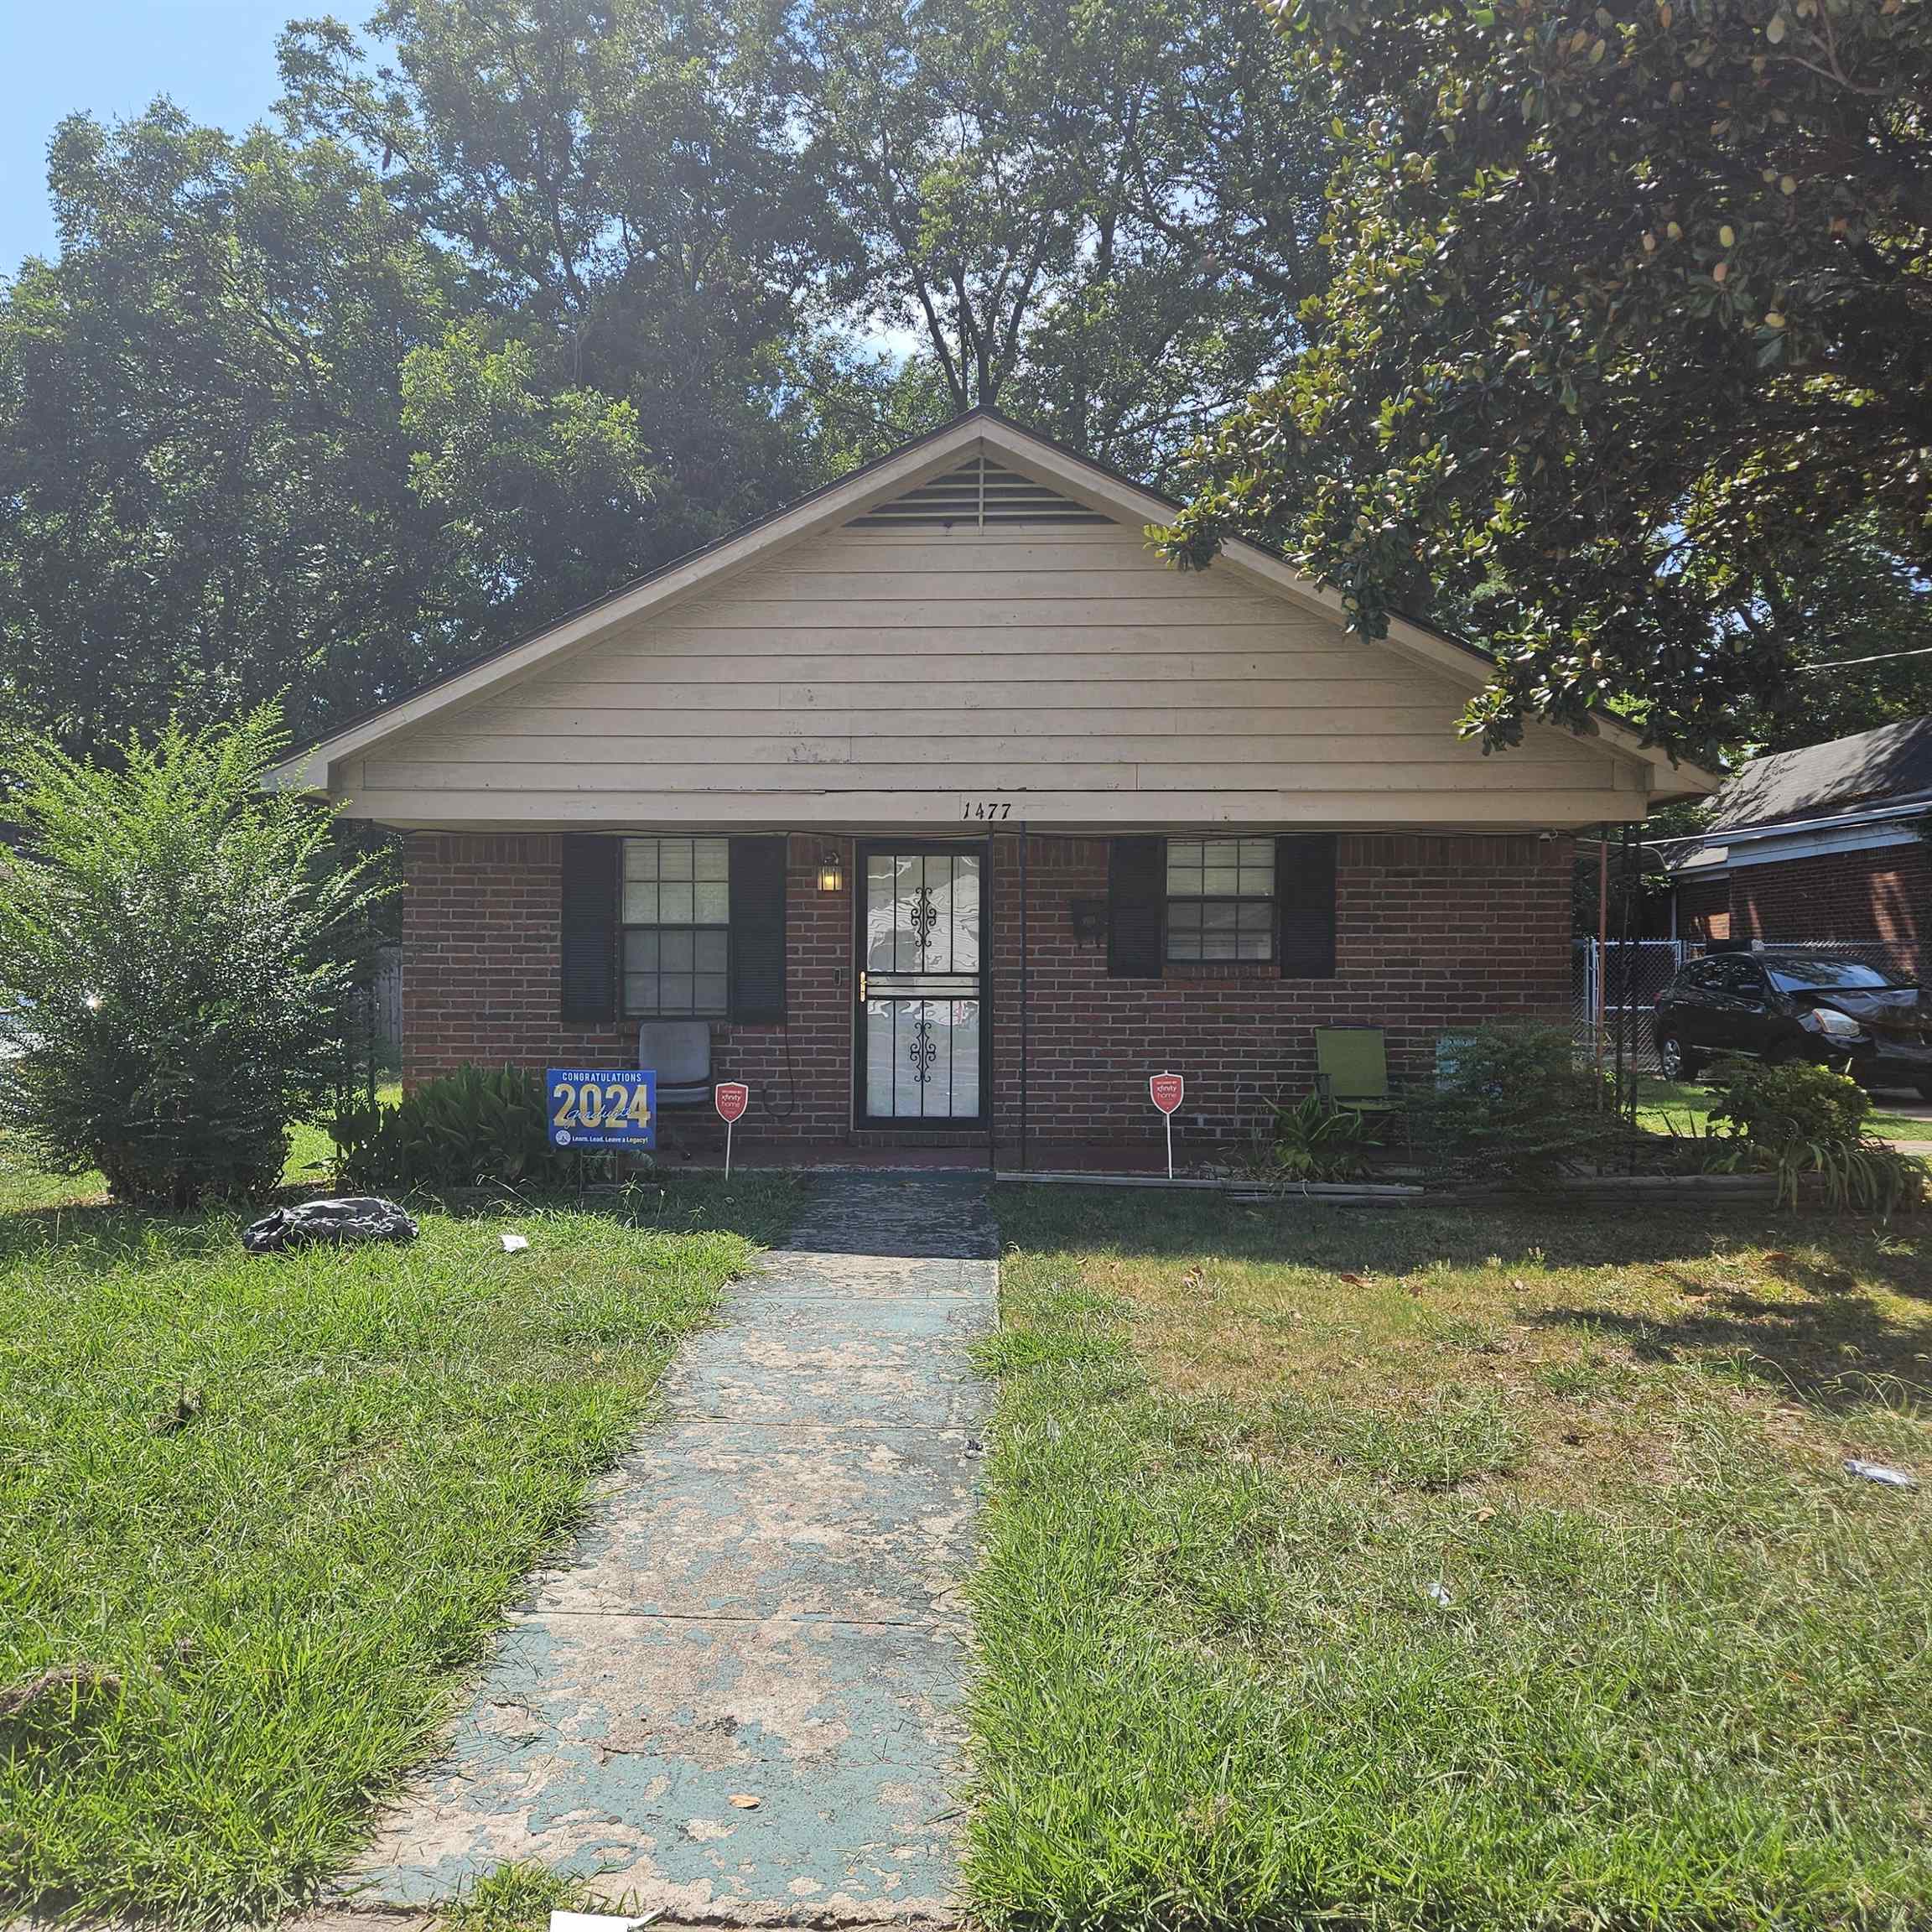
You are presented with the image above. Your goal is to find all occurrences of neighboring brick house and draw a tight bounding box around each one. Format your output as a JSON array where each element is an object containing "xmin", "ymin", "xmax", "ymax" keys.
[
  {"xmin": 1667, "ymin": 719, "xmax": 1932, "ymax": 983},
  {"xmin": 273, "ymin": 411, "xmax": 1709, "ymax": 1157}
]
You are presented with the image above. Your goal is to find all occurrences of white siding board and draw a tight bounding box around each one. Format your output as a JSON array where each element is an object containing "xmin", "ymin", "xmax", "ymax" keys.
[{"xmin": 351, "ymin": 515, "xmax": 1634, "ymax": 827}]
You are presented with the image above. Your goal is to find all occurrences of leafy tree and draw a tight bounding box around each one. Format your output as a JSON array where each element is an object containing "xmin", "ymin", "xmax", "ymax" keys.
[
  {"xmin": 0, "ymin": 707, "xmax": 392, "ymax": 1208},
  {"xmin": 792, "ymin": 0, "xmax": 1336, "ymax": 475},
  {"xmin": 0, "ymin": 106, "xmax": 463, "ymax": 753},
  {"xmin": 1163, "ymin": 0, "xmax": 1932, "ymax": 761},
  {"xmin": 280, "ymin": 0, "xmax": 860, "ymax": 586}
]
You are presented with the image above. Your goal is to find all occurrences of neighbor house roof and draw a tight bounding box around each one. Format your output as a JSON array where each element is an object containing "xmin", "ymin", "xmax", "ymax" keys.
[
  {"xmin": 268, "ymin": 408, "xmax": 1716, "ymax": 817},
  {"xmin": 1665, "ymin": 716, "xmax": 1932, "ymax": 879},
  {"xmin": 1706, "ymin": 716, "xmax": 1932, "ymax": 831}
]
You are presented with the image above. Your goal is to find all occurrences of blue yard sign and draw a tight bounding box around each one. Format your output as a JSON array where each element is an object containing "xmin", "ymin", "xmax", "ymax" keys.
[{"xmin": 547, "ymin": 1067, "xmax": 657, "ymax": 1150}]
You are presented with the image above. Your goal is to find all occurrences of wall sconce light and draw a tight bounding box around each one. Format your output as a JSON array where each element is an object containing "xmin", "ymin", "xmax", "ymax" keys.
[
  {"xmin": 1069, "ymin": 896, "xmax": 1107, "ymax": 948},
  {"xmin": 817, "ymin": 849, "xmax": 846, "ymax": 894}
]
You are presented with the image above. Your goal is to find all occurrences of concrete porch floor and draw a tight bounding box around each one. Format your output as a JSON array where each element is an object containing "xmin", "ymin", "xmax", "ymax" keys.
[{"xmin": 651, "ymin": 1135, "xmax": 1177, "ymax": 1176}]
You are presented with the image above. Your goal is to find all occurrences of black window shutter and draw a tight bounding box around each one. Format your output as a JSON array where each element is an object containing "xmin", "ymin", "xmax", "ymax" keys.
[
  {"xmin": 1108, "ymin": 837, "xmax": 1166, "ymax": 978},
  {"xmin": 1278, "ymin": 834, "xmax": 1338, "ymax": 979},
  {"xmin": 559, "ymin": 834, "xmax": 620, "ymax": 1025},
  {"xmin": 729, "ymin": 835, "xmax": 788, "ymax": 1024}
]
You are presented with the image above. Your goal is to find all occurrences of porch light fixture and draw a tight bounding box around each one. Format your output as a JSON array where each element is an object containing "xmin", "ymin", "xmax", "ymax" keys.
[{"xmin": 817, "ymin": 849, "xmax": 846, "ymax": 894}]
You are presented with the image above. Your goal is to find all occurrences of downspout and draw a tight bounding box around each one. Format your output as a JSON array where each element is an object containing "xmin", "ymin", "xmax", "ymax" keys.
[
  {"xmin": 1020, "ymin": 823, "xmax": 1031, "ymax": 1173},
  {"xmin": 1596, "ymin": 827, "xmax": 1609, "ymax": 1086}
]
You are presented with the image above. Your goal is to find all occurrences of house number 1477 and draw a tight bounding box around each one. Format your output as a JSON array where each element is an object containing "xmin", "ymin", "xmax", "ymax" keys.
[{"xmin": 959, "ymin": 798, "xmax": 1015, "ymax": 821}]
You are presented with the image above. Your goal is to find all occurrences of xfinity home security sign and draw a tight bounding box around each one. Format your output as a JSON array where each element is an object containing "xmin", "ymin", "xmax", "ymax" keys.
[{"xmin": 547, "ymin": 1068, "xmax": 657, "ymax": 1150}]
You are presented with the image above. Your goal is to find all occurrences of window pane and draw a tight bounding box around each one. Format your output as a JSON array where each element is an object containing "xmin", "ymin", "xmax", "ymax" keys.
[
  {"xmin": 693, "ymin": 837, "xmax": 730, "ymax": 880},
  {"xmin": 624, "ymin": 929, "xmax": 660, "ymax": 970},
  {"xmin": 1203, "ymin": 864, "xmax": 1239, "ymax": 894},
  {"xmin": 659, "ymin": 882, "xmax": 693, "ymax": 923},
  {"xmin": 1237, "ymin": 931, "xmax": 1272, "ymax": 960},
  {"xmin": 1237, "ymin": 901, "xmax": 1274, "ymax": 933},
  {"xmin": 1166, "ymin": 840, "xmax": 1203, "ymax": 891},
  {"xmin": 660, "ymin": 974, "xmax": 694, "ymax": 1012},
  {"xmin": 661, "ymin": 839, "xmax": 693, "ymax": 880},
  {"xmin": 626, "ymin": 839, "xmax": 658, "ymax": 880},
  {"xmin": 1202, "ymin": 929, "xmax": 1237, "ymax": 960},
  {"xmin": 695, "ymin": 930, "xmax": 729, "ymax": 972},
  {"xmin": 624, "ymin": 882, "xmax": 658, "ymax": 924},
  {"xmin": 1202, "ymin": 901, "xmax": 1236, "ymax": 931},
  {"xmin": 695, "ymin": 882, "xmax": 729, "ymax": 924},
  {"xmin": 695, "ymin": 973, "xmax": 728, "ymax": 1013},
  {"xmin": 623, "ymin": 974, "xmax": 654, "ymax": 1010},
  {"xmin": 1239, "ymin": 838, "xmax": 1273, "ymax": 870}
]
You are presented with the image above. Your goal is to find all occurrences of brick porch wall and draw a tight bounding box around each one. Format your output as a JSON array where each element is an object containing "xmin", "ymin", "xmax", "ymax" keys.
[
  {"xmin": 401, "ymin": 828, "xmax": 1574, "ymax": 1145},
  {"xmin": 987, "ymin": 831, "xmax": 1572, "ymax": 1145}
]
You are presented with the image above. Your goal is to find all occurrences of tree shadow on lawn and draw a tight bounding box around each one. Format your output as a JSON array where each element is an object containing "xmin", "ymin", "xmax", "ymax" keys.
[
  {"xmin": 999, "ymin": 1187, "xmax": 1932, "ymax": 1290},
  {"xmin": 1527, "ymin": 1280, "xmax": 1932, "ymax": 1411}
]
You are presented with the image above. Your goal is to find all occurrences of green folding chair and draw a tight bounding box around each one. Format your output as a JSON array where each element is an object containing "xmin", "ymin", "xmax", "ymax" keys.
[{"xmin": 1314, "ymin": 1028, "xmax": 1405, "ymax": 1136}]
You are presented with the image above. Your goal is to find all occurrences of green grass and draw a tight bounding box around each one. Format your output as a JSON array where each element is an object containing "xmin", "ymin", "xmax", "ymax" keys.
[
  {"xmin": 1638, "ymin": 1075, "xmax": 1929, "ymax": 1142},
  {"xmin": 970, "ymin": 1188, "xmax": 1932, "ymax": 1932},
  {"xmin": 0, "ymin": 1141, "xmax": 797, "ymax": 1926}
]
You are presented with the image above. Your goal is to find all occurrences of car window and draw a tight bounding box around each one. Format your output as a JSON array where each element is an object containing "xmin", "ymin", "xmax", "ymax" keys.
[
  {"xmin": 1763, "ymin": 959, "xmax": 1911, "ymax": 991},
  {"xmin": 1710, "ymin": 958, "xmax": 1768, "ymax": 999}
]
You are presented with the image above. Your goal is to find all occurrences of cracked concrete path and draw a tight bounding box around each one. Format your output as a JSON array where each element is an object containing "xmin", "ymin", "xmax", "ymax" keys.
[{"xmin": 342, "ymin": 1175, "xmax": 996, "ymax": 1926}]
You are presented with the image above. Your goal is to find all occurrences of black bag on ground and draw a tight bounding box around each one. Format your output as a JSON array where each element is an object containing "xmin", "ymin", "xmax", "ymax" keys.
[{"xmin": 242, "ymin": 1197, "xmax": 419, "ymax": 1255}]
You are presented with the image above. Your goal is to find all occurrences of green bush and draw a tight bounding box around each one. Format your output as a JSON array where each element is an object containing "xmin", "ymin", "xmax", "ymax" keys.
[
  {"xmin": 1708, "ymin": 1057, "xmax": 1924, "ymax": 1213},
  {"xmin": 0, "ymin": 708, "xmax": 389, "ymax": 1208},
  {"xmin": 1263, "ymin": 1090, "xmax": 1379, "ymax": 1182},
  {"xmin": 1708, "ymin": 1056, "xmax": 1871, "ymax": 1147},
  {"xmin": 333, "ymin": 1063, "xmax": 576, "ymax": 1191},
  {"xmin": 1412, "ymin": 1022, "xmax": 1618, "ymax": 1181}
]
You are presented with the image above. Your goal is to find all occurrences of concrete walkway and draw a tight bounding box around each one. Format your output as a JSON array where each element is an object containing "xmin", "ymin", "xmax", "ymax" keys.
[{"xmin": 345, "ymin": 1176, "xmax": 996, "ymax": 1924}]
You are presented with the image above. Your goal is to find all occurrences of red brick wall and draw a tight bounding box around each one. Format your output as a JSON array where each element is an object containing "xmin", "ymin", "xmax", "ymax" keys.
[
  {"xmin": 401, "ymin": 828, "xmax": 1574, "ymax": 1146},
  {"xmin": 1673, "ymin": 844, "xmax": 1930, "ymax": 977},
  {"xmin": 986, "ymin": 832, "xmax": 1572, "ymax": 1145},
  {"xmin": 402, "ymin": 832, "xmax": 854, "ymax": 1136}
]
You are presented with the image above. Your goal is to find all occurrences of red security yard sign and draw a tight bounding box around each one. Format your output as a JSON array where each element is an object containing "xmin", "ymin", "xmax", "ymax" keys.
[
  {"xmin": 714, "ymin": 1082, "xmax": 750, "ymax": 1176},
  {"xmin": 1150, "ymin": 1072, "xmax": 1184, "ymax": 1179}
]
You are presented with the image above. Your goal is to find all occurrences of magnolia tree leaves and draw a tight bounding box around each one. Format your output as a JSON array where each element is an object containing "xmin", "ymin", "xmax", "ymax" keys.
[{"xmin": 1162, "ymin": 0, "xmax": 1932, "ymax": 764}]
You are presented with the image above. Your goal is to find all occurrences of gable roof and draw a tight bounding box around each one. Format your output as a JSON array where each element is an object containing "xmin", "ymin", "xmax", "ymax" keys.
[
  {"xmin": 269, "ymin": 408, "xmax": 1713, "ymax": 800},
  {"xmin": 1706, "ymin": 717, "xmax": 1932, "ymax": 832}
]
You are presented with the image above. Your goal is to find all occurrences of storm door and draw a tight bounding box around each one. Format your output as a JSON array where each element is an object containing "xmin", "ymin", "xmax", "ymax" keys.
[{"xmin": 857, "ymin": 845, "xmax": 987, "ymax": 1126}]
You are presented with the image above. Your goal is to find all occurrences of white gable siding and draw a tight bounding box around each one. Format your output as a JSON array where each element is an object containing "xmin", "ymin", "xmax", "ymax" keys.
[{"xmin": 345, "ymin": 517, "xmax": 1644, "ymax": 830}]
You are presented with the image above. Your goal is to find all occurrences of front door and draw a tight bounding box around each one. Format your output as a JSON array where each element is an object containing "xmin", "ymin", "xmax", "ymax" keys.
[{"xmin": 857, "ymin": 844, "xmax": 987, "ymax": 1127}]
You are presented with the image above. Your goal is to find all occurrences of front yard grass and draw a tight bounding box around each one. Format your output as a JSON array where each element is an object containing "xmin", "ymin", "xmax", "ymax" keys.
[
  {"xmin": 972, "ymin": 1187, "xmax": 1932, "ymax": 1932},
  {"xmin": 0, "ymin": 1142, "xmax": 796, "ymax": 1925}
]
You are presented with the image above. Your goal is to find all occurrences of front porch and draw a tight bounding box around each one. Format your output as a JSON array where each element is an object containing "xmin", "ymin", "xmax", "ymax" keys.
[{"xmin": 400, "ymin": 825, "xmax": 1578, "ymax": 1157}]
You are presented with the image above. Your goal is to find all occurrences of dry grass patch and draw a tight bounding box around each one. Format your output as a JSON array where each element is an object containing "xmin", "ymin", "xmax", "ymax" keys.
[
  {"xmin": 969, "ymin": 1188, "xmax": 1932, "ymax": 1932},
  {"xmin": 1094, "ymin": 1213, "xmax": 1930, "ymax": 1506}
]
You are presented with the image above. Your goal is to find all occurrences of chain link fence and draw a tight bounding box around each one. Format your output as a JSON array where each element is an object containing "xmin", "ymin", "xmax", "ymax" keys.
[{"xmin": 1572, "ymin": 937, "xmax": 1919, "ymax": 1077}]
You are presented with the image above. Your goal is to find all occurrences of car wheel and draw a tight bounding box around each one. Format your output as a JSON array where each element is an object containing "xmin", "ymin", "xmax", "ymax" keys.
[
  {"xmin": 1659, "ymin": 1035, "xmax": 1701, "ymax": 1082},
  {"xmin": 1917, "ymin": 1082, "xmax": 1932, "ymax": 1103}
]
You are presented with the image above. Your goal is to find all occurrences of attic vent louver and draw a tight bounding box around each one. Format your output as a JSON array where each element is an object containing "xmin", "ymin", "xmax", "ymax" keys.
[{"xmin": 849, "ymin": 454, "xmax": 1113, "ymax": 529}]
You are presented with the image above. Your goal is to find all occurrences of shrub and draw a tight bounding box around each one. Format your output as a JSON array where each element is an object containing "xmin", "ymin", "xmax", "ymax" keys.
[
  {"xmin": 333, "ymin": 1063, "xmax": 576, "ymax": 1191},
  {"xmin": 0, "ymin": 709, "xmax": 389, "ymax": 1208},
  {"xmin": 1708, "ymin": 1057, "xmax": 1871, "ymax": 1148},
  {"xmin": 1708, "ymin": 1057, "xmax": 1924, "ymax": 1213},
  {"xmin": 1263, "ymin": 1090, "xmax": 1379, "ymax": 1182},
  {"xmin": 1411, "ymin": 1022, "xmax": 1618, "ymax": 1181}
]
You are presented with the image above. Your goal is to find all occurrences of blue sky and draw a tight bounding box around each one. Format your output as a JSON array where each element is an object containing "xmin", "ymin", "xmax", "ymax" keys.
[{"xmin": 2, "ymin": 0, "xmax": 304, "ymax": 271}]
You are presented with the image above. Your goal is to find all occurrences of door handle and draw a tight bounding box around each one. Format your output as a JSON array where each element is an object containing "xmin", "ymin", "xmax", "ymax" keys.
[{"xmin": 859, "ymin": 970, "xmax": 867, "ymax": 1000}]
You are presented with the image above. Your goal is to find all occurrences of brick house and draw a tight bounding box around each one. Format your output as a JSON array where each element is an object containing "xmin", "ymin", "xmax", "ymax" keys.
[
  {"xmin": 273, "ymin": 411, "xmax": 1711, "ymax": 1157},
  {"xmin": 1668, "ymin": 718, "xmax": 1932, "ymax": 981}
]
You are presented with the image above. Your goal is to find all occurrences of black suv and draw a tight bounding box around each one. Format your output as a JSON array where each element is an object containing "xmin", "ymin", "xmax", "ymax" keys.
[{"xmin": 1654, "ymin": 949, "xmax": 1932, "ymax": 1094}]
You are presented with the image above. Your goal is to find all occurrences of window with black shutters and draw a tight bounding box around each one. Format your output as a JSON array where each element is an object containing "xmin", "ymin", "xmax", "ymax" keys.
[
  {"xmin": 623, "ymin": 837, "xmax": 730, "ymax": 1016},
  {"xmin": 1166, "ymin": 837, "xmax": 1276, "ymax": 963}
]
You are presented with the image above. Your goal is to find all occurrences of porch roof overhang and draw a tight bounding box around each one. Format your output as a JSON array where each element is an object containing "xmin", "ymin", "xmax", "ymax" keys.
[{"xmin": 269, "ymin": 409, "xmax": 1716, "ymax": 824}]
